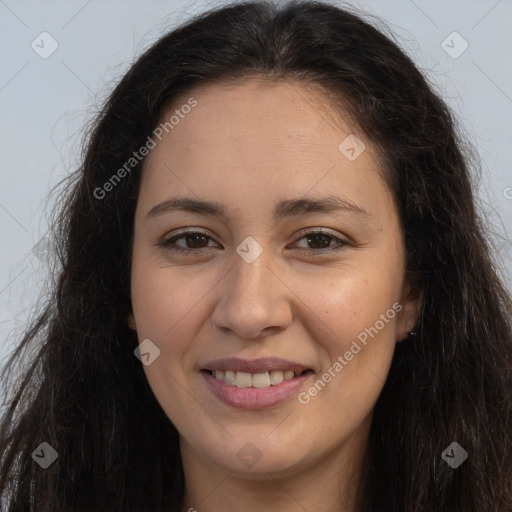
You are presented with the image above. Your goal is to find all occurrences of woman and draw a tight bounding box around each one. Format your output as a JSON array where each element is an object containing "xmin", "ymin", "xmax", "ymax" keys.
[{"xmin": 1, "ymin": 1, "xmax": 511, "ymax": 510}]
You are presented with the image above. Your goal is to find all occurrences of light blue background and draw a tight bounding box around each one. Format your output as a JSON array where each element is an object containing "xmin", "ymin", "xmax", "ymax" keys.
[{"xmin": 1, "ymin": 0, "xmax": 511, "ymax": 381}]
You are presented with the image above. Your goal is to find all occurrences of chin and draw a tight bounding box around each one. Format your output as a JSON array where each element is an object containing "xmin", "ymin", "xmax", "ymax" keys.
[{"xmin": 192, "ymin": 429, "xmax": 313, "ymax": 477}]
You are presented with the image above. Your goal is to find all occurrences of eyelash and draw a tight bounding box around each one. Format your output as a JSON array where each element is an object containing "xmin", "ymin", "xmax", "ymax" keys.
[{"xmin": 158, "ymin": 229, "xmax": 351, "ymax": 256}]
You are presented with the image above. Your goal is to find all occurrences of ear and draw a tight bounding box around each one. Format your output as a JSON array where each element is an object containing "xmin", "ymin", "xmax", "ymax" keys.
[
  {"xmin": 127, "ymin": 312, "xmax": 137, "ymax": 331},
  {"xmin": 396, "ymin": 276, "xmax": 423, "ymax": 342}
]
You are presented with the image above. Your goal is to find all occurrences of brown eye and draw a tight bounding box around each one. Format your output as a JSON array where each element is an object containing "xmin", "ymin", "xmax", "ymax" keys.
[
  {"xmin": 305, "ymin": 233, "xmax": 334, "ymax": 249},
  {"xmin": 178, "ymin": 232, "xmax": 210, "ymax": 249},
  {"xmin": 159, "ymin": 231, "xmax": 219, "ymax": 253},
  {"xmin": 293, "ymin": 230, "xmax": 350, "ymax": 255},
  {"xmin": 159, "ymin": 229, "xmax": 349, "ymax": 256}
]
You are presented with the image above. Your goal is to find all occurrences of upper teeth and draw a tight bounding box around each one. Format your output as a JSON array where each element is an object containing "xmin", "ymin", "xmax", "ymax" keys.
[{"xmin": 212, "ymin": 370, "xmax": 298, "ymax": 388}]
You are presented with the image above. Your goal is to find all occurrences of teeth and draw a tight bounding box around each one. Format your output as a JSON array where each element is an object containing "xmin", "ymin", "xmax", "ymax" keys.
[
  {"xmin": 234, "ymin": 371, "xmax": 252, "ymax": 388},
  {"xmin": 269, "ymin": 370, "xmax": 284, "ymax": 385},
  {"xmin": 224, "ymin": 370, "xmax": 236, "ymax": 385},
  {"xmin": 252, "ymin": 372, "xmax": 271, "ymax": 388},
  {"xmin": 211, "ymin": 369, "xmax": 300, "ymax": 388}
]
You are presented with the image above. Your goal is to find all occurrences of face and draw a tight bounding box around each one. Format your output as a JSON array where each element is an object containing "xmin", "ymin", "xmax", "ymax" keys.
[{"xmin": 128, "ymin": 78, "xmax": 421, "ymax": 481}]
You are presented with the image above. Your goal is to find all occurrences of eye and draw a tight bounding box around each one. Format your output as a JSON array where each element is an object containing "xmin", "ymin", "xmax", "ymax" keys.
[
  {"xmin": 290, "ymin": 229, "xmax": 351, "ymax": 255},
  {"xmin": 158, "ymin": 228, "xmax": 351, "ymax": 255},
  {"xmin": 158, "ymin": 230, "xmax": 219, "ymax": 253}
]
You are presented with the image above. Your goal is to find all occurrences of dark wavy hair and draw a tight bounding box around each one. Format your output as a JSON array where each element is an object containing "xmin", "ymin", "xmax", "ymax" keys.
[{"xmin": 1, "ymin": 1, "xmax": 511, "ymax": 510}]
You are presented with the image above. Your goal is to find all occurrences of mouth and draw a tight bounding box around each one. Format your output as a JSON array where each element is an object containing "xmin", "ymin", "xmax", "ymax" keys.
[
  {"xmin": 200, "ymin": 357, "xmax": 315, "ymax": 409},
  {"xmin": 201, "ymin": 368, "xmax": 313, "ymax": 388}
]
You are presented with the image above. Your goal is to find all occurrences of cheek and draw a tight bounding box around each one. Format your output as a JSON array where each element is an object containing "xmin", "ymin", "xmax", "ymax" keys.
[
  {"xmin": 290, "ymin": 266, "xmax": 402, "ymax": 421},
  {"xmin": 130, "ymin": 261, "xmax": 211, "ymax": 427},
  {"xmin": 130, "ymin": 254, "xmax": 223, "ymax": 374},
  {"xmin": 293, "ymin": 272, "xmax": 400, "ymax": 431},
  {"xmin": 294, "ymin": 267, "xmax": 401, "ymax": 351}
]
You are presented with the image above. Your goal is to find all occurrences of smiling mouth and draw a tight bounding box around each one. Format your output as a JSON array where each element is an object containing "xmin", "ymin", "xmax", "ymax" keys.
[{"xmin": 202, "ymin": 369, "xmax": 313, "ymax": 388}]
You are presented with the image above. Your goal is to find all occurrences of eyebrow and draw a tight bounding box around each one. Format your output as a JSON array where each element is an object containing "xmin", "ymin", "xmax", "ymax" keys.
[
  {"xmin": 146, "ymin": 195, "xmax": 371, "ymax": 220},
  {"xmin": 146, "ymin": 195, "xmax": 371, "ymax": 221}
]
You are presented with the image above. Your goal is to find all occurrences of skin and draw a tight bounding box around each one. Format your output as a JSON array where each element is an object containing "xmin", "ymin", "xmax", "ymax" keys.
[{"xmin": 128, "ymin": 78, "xmax": 422, "ymax": 512}]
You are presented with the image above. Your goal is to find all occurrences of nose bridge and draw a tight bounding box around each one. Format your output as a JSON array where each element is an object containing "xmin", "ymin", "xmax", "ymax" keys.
[
  {"xmin": 212, "ymin": 244, "xmax": 292, "ymax": 338},
  {"xmin": 229, "ymin": 231, "xmax": 274, "ymax": 296},
  {"xmin": 227, "ymin": 246, "xmax": 274, "ymax": 310}
]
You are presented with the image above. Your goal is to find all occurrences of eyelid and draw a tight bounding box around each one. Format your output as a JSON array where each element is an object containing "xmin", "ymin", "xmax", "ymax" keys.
[
  {"xmin": 288, "ymin": 228, "xmax": 351, "ymax": 253},
  {"xmin": 163, "ymin": 226, "xmax": 348, "ymax": 241},
  {"xmin": 292, "ymin": 226, "xmax": 348, "ymax": 241},
  {"xmin": 159, "ymin": 227, "xmax": 351, "ymax": 254},
  {"xmin": 165, "ymin": 227, "xmax": 217, "ymax": 238},
  {"xmin": 160, "ymin": 228, "xmax": 220, "ymax": 248}
]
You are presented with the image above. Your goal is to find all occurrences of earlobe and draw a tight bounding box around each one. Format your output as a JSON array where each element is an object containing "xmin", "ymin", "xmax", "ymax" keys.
[
  {"xmin": 396, "ymin": 280, "xmax": 423, "ymax": 342},
  {"xmin": 127, "ymin": 313, "xmax": 137, "ymax": 331}
]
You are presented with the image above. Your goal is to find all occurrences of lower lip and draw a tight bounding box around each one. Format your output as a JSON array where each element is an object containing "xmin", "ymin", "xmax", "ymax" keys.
[{"xmin": 202, "ymin": 371, "xmax": 313, "ymax": 410}]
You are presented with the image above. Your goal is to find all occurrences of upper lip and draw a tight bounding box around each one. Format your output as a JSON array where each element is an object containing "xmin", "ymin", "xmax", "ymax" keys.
[{"xmin": 202, "ymin": 357, "xmax": 311, "ymax": 374}]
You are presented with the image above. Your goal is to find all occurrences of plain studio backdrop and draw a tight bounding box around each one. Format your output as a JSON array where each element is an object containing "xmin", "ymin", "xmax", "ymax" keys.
[{"xmin": 0, "ymin": 0, "xmax": 511, "ymax": 394}]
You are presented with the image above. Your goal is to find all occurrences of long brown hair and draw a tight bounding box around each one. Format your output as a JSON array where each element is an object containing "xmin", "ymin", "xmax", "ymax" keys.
[{"xmin": 1, "ymin": 1, "xmax": 511, "ymax": 510}]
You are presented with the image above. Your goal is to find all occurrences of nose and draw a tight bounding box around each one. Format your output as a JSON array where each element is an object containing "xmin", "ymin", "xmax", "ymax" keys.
[{"xmin": 210, "ymin": 249, "xmax": 294, "ymax": 340}]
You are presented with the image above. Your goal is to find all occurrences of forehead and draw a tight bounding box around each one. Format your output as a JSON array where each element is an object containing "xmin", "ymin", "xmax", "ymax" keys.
[
  {"xmin": 138, "ymin": 79, "xmax": 395, "ymax": 225},
  {"xmin": 151, "ymin": 78, "xmax": 359, "ymax": 155}
]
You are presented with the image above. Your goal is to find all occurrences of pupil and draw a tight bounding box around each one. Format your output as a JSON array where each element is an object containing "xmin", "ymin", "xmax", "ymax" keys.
[
  {"xmin": 308, "ymin": 234, "xmax": 330, "ymax": 249},
  {"xmin": 186, "ymin": 233, "xmax": 208, "ymax": 248},
  {"xmin": 183, "ymin": 233, "xmax": 331, "ymax": 250}
]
